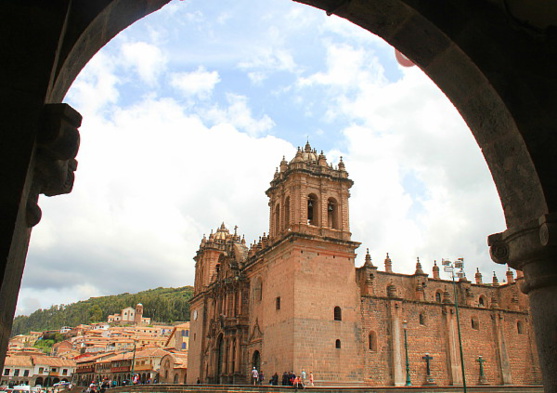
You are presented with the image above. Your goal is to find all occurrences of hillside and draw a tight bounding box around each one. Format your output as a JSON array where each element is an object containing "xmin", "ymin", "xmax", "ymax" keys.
[{"xmin": 11, "ymin": 286, "xmax": 194, "ymax": 336}]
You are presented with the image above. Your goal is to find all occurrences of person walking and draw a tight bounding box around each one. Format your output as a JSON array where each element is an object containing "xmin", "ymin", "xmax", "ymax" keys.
[
  {"xmin": 251, "ymin": 367, "xmax": 259, "ymax": 385},
  {"xmin": 309, "ymin": 372, "xmax": 314, "ymax": 387}
]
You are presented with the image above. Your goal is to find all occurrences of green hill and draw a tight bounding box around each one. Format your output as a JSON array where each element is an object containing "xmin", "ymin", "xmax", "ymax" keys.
[{"xmin": 11, "ymin": 286, "xmax": 194, "ymax": 336}]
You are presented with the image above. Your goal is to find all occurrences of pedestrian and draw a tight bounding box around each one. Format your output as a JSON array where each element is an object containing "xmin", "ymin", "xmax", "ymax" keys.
[
  {"xmin": 282, "ymin": 372, "xmax": 289, "ymax": 386},
  {"xmin": 259, "ymin": 371, "xmax": 264, "ymax": 385},
  {"xmin": 301, "ymin": 370, "xmax": 307, "ymax": 384},
  {"xmin": 309, "ymin": 372, "xmax": 314, "ymax": 387},
  {"xmin": 251, "ymin": 367, "xmax": 259, "ymax": 385}
]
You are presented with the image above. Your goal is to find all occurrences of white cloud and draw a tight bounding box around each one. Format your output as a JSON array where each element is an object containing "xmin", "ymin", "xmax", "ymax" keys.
[
  {"xmin": 203, "ymin": 94, "xmax": 276, "ymax": 136},
  {"xmin": 20, "ymin": 0, "xmax": 509, "ymax": 318},
  {"xmin": 67, "ymin": 51, "xmax": 120, "ymax": 115},
  {"xmin": 170, "ymin": 66, "xmax": 220, "ymax": 99},
  {"xmin": 120, "ymin": 41, "xmax": 167, "ymax": 86}
]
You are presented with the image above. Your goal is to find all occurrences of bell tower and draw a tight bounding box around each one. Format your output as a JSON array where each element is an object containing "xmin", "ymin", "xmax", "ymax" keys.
[{"xmin": 266, "ymin": 142, "xmax": 353, "ymax": 242}]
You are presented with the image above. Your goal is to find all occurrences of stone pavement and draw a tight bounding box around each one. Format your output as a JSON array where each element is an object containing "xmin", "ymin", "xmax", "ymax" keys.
[{"xmin": 105, "ymin": 384, "xmax": 543, "ymax": 393}]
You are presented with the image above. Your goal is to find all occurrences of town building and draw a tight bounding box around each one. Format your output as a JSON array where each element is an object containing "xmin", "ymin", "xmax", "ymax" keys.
[
  {"xmin": 107, "ymin": 304, "xmax": 151, "ymax": 326},
  {"xmin": 0, "ymin": 354, "xmax": 75, "ymax": 387},
  {"xmin": 159, "ymin": 352, "xmax": 188, "ymax": 384},
  {"xmin": 165, "ymin": 323, "xmax": 190, "ymax": 351},
  {"xmin": 187, "ymin": 143, "xmax": 541, "ymax": 387}
]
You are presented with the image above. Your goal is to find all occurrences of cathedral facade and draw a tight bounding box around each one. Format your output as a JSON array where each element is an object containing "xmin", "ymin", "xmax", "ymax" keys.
[{"xmin": 186, "ymin": 143, "xmax": 540, "ymax": 387}]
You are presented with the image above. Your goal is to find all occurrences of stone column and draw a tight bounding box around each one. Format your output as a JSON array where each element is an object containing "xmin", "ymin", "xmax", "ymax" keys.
[
  {"xmin": 492, "ymin": 311, "xmax": 512, "ymax": 384},
  {"xmin": 442, "ymin": 304, "xmax": 462, "ymax": 385},
  {"xmin": 387, "ymin": 300, "xmax": 404, "ymax": 386},
  {"xmin": 489, "ymin": 213, "xmax": 557, "ymax": 392}
]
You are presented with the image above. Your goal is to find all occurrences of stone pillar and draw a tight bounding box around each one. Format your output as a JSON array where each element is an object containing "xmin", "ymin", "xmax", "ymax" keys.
[
  {"xmin": 235, "ymin": 335, "xmax": 242, "ymax": 374},
  {"xmin": 442, "ymin": 304, "xmax": 462, "ymax": 385},
  {"xmin": 489, "ymin": 214, "xmax": 557, "ymax": 392},
  {"xmin": 492, "ymin": 311, "xmax": 512, "ymax": 384},
  {"xmin": 387, "ymin": 300, "xmax": 404, "ymax": 386}
]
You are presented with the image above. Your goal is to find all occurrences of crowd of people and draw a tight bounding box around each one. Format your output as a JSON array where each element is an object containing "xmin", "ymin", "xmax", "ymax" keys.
[{"xmin": 250, "ymin": 368, "xmax": 314, "ymax": 388}]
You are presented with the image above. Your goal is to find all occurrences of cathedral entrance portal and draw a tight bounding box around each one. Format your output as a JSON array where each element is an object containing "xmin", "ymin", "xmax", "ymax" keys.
[{"xmin": 252, "ymin": 351, "xmax": 261, "ymax": 374}]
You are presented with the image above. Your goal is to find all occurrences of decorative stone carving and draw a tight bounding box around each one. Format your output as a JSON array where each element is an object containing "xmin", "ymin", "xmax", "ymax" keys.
[
  {"xmin": 488, "ymin": 214, "xmax": 557, "ymax": 294},
  {"xmin": 26, "ymin": 103, "xmax": 81, "ymax": 227}
]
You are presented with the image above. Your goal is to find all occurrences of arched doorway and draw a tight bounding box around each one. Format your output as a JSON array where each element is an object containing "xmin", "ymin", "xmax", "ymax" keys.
[{"xmin": 251, "ymin": 350, "xmax": 261, "ymax": 372}]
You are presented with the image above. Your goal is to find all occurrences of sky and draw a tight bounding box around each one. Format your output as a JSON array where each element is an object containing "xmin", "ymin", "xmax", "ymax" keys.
[{"xmin": 17, "ymin": 0, "xmax": 510, "ymax": 316}]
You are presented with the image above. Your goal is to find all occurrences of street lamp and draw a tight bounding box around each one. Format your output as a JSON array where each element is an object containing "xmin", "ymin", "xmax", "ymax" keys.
[
  {"xmin": 442, "ymin": 258, "xmax": 467, "ymax": 393},
  {"xmin": 402, "ymin": 320, "xmax": 411, "ymax": 386}
]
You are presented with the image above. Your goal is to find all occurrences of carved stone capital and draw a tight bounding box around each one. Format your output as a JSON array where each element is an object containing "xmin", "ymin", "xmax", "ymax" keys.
[
  {"xmin": 26, "ymin": 103, "xmax": 82, "ymax": 227},
  {"xmin": 488, "ymin": 213, "xmax": 557, "ymax": 293}
]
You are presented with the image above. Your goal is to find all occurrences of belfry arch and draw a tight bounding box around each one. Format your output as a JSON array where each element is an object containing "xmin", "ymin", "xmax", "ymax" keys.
[{"xmin": 1, "ymin": 1, "xmax": 557, "ymax": 390}]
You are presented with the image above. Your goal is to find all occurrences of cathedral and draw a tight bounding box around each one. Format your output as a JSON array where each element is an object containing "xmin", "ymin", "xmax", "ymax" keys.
[{"xmin": 187, "ymin": 143, "xmax": 541, "ymax": 387}]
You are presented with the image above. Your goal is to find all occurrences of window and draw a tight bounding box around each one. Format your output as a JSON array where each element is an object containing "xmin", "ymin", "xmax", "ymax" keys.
[
  {"xmin": 276, "ymin": 296, "xmax": 281, "ymax": 310},
  {"xmin": 517, "ymin": 320, "xmax": 524, "ymax": 334},
  {"xmin": 435, "ymin": 291, "xmax": 442, "ymax": 303},
  {"xmin": 182, "ymin": 342, "xmax": 187, "ymax": 350},
  {"xmin": 419, "ymin": 313, "xmax": 426, "ymax": 326},
  {"xmin": 275, "ymin": 204, "xmax": 281, "ymax": 233},
  {"xmin": 368, "ymin": 331, "xmax": 377, "ymax": 351},
  {"xmin": 307, "ymin": 194, "xmax": 318, "ymax": 225},
  {"xmin": 14, "ymin": 369, "xmax": 19, "ymax": 377},
  {"xmin": 335, "ymin": 339, "xmax": 341, "ymax": 349},
  {"xmin": 471, "ymin": 317, "xmax": 479, "ymax": 330},
  {"xmin": 62, "ymin": 369, "xmax": 68, "ymax": 375},
  {"xmin": 327, "ymin": 198, "xmax": 338, "ymax": 229},
  {"xmin": 24, "ymin": 370, "xmax": 29, "ymax": 377},
  {"xmin": 38, "ymin": 368, "xmax": 44, "ymax": 374},
  {"xmin": 334, "ymin": 306, "xmax": 342, "ymax": 321},
  {"xmin": 284, "ymin": 197, "xmax": 290, "ymax": 228},
  {"xmin": 253, "ymin": 278, "xmax": 263, "ymax": 302},
  {"xmin": 51, "ymin": 368, "xmax": 57, "ymax": 372},
  {"xmin": 4, "ymin": 369, "xmax": 9, "ymax": 376},
  {"xmin": 478, "ymin": 296, "xmax": 486, "ymax": 307}
]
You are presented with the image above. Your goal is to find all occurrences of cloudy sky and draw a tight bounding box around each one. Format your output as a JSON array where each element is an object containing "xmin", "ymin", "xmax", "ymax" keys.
[{"xmin": 17, "ymin": 0, "xmax": 510, "ymax": 316}]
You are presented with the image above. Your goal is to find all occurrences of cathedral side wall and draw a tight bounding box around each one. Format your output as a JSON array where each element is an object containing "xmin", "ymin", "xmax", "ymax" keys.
[
  {"xmin": 247, "ymin": 247, "xmax": 296, "ymax": 379},
  {"xmin": 186, "ymin": 297, "xmax": 205, "ymax": 384},
  {"xmin": 290, "ymin": 241, "xmax": 363, "ymax": 384},
  {"xmin": 359, "ymin": 269, "xmax": 541, "ymax": 387}
]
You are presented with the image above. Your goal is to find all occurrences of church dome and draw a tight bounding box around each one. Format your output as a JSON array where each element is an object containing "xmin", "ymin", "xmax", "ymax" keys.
[
  {"xmin": 290, "ymin": 141, "xmax": 318, "ymax": 163},
  {"xmin": 213, "ymin": 223, "xmax": 230, "ymax": 240}
]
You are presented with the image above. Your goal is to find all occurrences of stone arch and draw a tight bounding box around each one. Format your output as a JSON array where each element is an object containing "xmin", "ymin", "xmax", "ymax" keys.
[
  {"xmin": 252, "ymin": 276, "xmax": 263, "ymax": 302},
  {"xmin": 275, "ymin": 203, "xmax": 281, "ymax": 234},
  {"xmin": 2, "ymin": 1, "xmax": 557, "ymax": 390},
  {"xmin": 327, "ymin": 197, "xmax": 339, "ymax": 229},
  {"xmin": 307, "ymin": 193, "xmax": 319, "ymax": 226},
  {"xmin": 284, "ymin": 196, "xmax": 290, "ymax": 229}
]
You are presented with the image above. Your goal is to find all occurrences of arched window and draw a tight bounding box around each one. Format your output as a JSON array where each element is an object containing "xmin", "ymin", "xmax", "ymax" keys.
[
  {"xmin": 435, "ymin": 291, "xmax": 442, "ymax": 303},
  {"xmin": 471, "ymin": 316, "xmax": 480, "ymax": 330},
  {"xmin": 334, "ymin": 306, "xmax": 342, "ymax": 321},
  {"xmin": 253, "ymin": 277, "xmax": 263, "ymax": 302},
  {"xmin": 173, "ymin": 374, "xmax": 178, "ymax": 383},
  {"xmin": 419, "ymin": 313, "xmax": 426, "ymax": 326},
  {"xmin": 275, "ymin": 203, "xmax": 281, "ymax": 233},
  {"xmin": 478, "ymin": 296, "xmax": 486, "ymax": 307},
  {"xmin": 368, "ymin": 331, "xmax": 377, "ymax": 351},
  {"xmin": 307, "ymin": 194, "xmax": 318, "ymax": 225},
  {"xmin": 327, "ymin": 197, "xmax": 338, "ymax": 229},
  {"xmin": 335, "ymin": 339, "xmax": 341, "ymax": 349},
  {"xmin": 284, "ymin": 197, "xmax": 290, "ymax": 229},
  {"xmin": 517, "ymin": 320, "xmax": 524, "ymax": 334}
]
